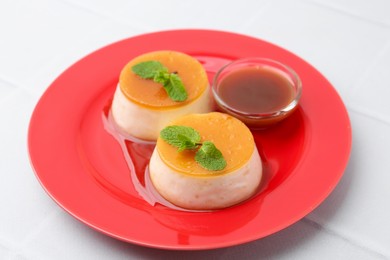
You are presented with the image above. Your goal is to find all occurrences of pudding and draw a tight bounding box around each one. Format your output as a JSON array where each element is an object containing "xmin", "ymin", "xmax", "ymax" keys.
[
  {"xmin": 149, "ymin": 112, "xmax": 262, "ymax": 210},
  {"xmin": 111, "ymin": 51, "xmax": 212, "ymax": 141}
]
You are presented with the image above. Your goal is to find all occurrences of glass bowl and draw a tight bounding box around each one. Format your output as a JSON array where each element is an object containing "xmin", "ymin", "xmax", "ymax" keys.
[{"xmin": 212, "ymin": 58, "xmax": 302, "ymax": 129}]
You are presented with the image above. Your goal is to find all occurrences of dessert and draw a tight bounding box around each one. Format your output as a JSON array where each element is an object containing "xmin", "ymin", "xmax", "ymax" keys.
[
  {"xmin": 111, "ymin": 51, "xmax": 212, "ymax": 141},
  {"xmin": 149, "ymin": 112, "xmax": 262, "ymax": 210}
]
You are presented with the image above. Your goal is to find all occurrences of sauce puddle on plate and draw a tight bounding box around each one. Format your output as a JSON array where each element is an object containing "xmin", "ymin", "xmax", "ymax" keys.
[
  {"xmin": 102, "ymin": 102, "xmax": 269, "ymax": 212},
  {"xmin": 102, "ymin": 103, "xmax": 195, "ymax": 211}
]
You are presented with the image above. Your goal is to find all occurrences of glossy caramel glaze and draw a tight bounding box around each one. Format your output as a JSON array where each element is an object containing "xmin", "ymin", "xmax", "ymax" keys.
[
  {"xmin": 119, "ymin": 51, "xmax": 208, "ymax": 109},
  {"xmin": 156, "ymin": 112, "xmax": 255, "ymax": 176}
]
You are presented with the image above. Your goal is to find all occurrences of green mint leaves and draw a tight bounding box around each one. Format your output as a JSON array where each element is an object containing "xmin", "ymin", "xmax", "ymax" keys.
[
  {"xmin": 132, "ymin": 61, "xmax": 167, "ymax": 79},
  {"xmin": 132, "ymin": 61, "xmax": 188, "ymax": 102},
  {"xmin": 160, "ymin": 125, "xmax": 200, "ymax": 152},
  {"xmin": 194, "ymin": 141, "xmax": 227, "ymax": 171},
  {"xmin": 160, "ymin": 126, "xmax": 227, "ymax": 171},
  {"xmin": 164, "ymin": 73, "xmax": 188, "ymax": 102}
]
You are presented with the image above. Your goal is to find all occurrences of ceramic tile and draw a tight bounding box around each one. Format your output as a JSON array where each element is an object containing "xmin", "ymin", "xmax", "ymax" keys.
[
  {"xmin": 5, "ymin": 252, "xmax": 31, "ymax": 260},
  {"xmin": 0, "ymin": 243, "xmax": 9, "ymax": 260},
  {"xmin": 0, "ymin": 78, "xmax": 18, "ymax": 103},
  {"xmin": 0, "ymin": 90, "xmax": 57, "ymax": 243},
  {"xmin": 346, "ymin": 43, "xmax": 390, "ymax": 122},
  {"xmin": 61, "ymin": 0, "xmax": 166, "ymax": 31},
  {"xmin": 25, "ymin": 18, "xmax": 143, "ymax": 97},
  {"xmin": 239, "ymin": 0, "xmax": 390, "ymax": 105},
  {"xmin": 306, "ymin": 111, "xmax": 390, "ymax": 257},
  {"xmin": 310, "ymin": 0, "xmax": 390, "ymax": 26},
  {"xmin": 0, "ymin": 0, "xmax": 140, "ymax": 94},
  {"xmin": 63, "ymin": 0, "xmax": 269, "ymax": 32}
]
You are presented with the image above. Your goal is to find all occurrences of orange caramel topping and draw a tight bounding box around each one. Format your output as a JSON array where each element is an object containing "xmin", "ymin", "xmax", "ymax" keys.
[
  {"xmin": 119, "ymin": 51, "xmax": 208, "ymax": 109},
  {"xmin": 156, "ymin": 112, "xmax": 255, "ymax": 176}
]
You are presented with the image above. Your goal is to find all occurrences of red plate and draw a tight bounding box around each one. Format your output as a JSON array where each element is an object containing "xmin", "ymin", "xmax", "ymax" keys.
[{"xmin": 28, "ymin": 29, "xmax": 351, "ymax": 250}]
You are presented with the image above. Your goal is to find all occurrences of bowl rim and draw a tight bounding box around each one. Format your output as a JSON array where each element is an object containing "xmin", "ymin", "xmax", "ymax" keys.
[{"xmin": 211, "ymin": 57, "xmax": 302, "ymax": 119}]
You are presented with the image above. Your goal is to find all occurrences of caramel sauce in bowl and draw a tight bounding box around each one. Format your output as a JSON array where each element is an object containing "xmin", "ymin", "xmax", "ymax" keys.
[{"xmin": 212, "ymin": 58, "xmax": 302, "ymax": 129}]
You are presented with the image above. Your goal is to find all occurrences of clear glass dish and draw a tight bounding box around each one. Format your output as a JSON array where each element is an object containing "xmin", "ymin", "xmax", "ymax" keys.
[{"xmin": 212, "ymin": 58, "xmax": 302, "ymax": 128}]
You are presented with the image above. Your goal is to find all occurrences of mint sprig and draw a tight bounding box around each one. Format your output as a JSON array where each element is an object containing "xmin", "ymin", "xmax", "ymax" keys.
[
  {"xmin": 132, "ymin": 61, "xmax": 167, "ymax": 79},
  {"xmin": 160, "ymin": 125, "xmax": 200, "ymax": 152},
  {"xmin": 195, "ymin": 141, "xmax": 227, "ymax": 171},
  {"xmin": 160, "ymin": 126, "xmax": 226, "ymax": 171},
  {"xmin": 132, "ymin": 61, "xmax": 188, "ymax": 102}
]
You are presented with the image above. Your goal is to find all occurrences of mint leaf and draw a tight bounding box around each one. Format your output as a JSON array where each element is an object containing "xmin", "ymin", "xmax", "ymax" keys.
[
  {"xmin": 131, "ymin": 60, "xmax": 188, "ymax": 102},
  {"xmin": 160, "ymin": 126, "xmax": 201, "ymax": 150},
  {"xmin": 163, "ymin": 73, "xmax": 188, "ymax": 102},
  {"xmin": 160, "ymin": 126, "xmax": 227, "ymax": 171},
  {"xmin": 153, "ymin": 70, "xmax": 170, "ymax": 85},
  {"xmin": 177, "ymin": 134, "xmax": 199, "ymax": 152},
  {"xmin": 132, "ymin": 61, "xmax": 167, "ymax": 79},
  {"xmin": 195, "ymin": 141, "xmax": 227, "ymax": 171}
]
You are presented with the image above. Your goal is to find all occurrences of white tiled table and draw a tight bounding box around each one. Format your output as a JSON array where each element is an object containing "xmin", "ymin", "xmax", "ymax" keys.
[{"xmin": 1, "ymin": 0, "xmax": 390, "ymax": 259}]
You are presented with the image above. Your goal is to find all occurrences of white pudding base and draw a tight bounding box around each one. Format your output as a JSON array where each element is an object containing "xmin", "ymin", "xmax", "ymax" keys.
[
  {"xmin": 111, "ymin": 84, "xmax": 212, "ymax": 141},
  {"xmin": 149, "ymin": 146, "xmax": 262, "ymax": 210}
]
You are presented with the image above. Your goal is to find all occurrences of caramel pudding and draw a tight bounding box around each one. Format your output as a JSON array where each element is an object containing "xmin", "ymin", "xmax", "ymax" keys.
[
  {"xmin": 111, "ymin": 51, "xmax": 211, "ymax": 141},
  {"xmin": 149, "ymin": 112, "xmax": 262, "ymax": 210}
]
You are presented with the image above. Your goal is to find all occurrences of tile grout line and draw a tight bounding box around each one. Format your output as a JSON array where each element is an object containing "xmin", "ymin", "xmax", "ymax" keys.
[
  {"xmin": 0, "ymin": 79, "xmax": 39, "ymax": 102},
  {"xmin": 0, "ymin": 77, "xmax": 24, "ymax": 104},
  {"xmin": 58, "ymin": 0, "xmax": 153, "ymax": 32},
  {"xmin": 347, "ymin": 40, "xmax": 390, "ymax": 92},
  {"xmin": 0, "ymin": 236, "xmax": 18, "ymax": 254},
  {"xmin": 306, "ymin": 0, "xmax": 390, "ymax": 29},
  {"xmin": 0, "ymin": 77, "xmax": 20, "ymax": 89},
  {"xmin": 239, "ymin": 0, "xmax": 272, "ymax": 31},
  {"xmin": 4, "ymin": 208, "xmax": 63, "ymax": 260},
  {"xmin": 347, "ymin": 105, "xmax": 390, "ymax": 127},
  {"xmin": 302, "ymin": 218, "xmax": 389, "ymax": 259}
]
